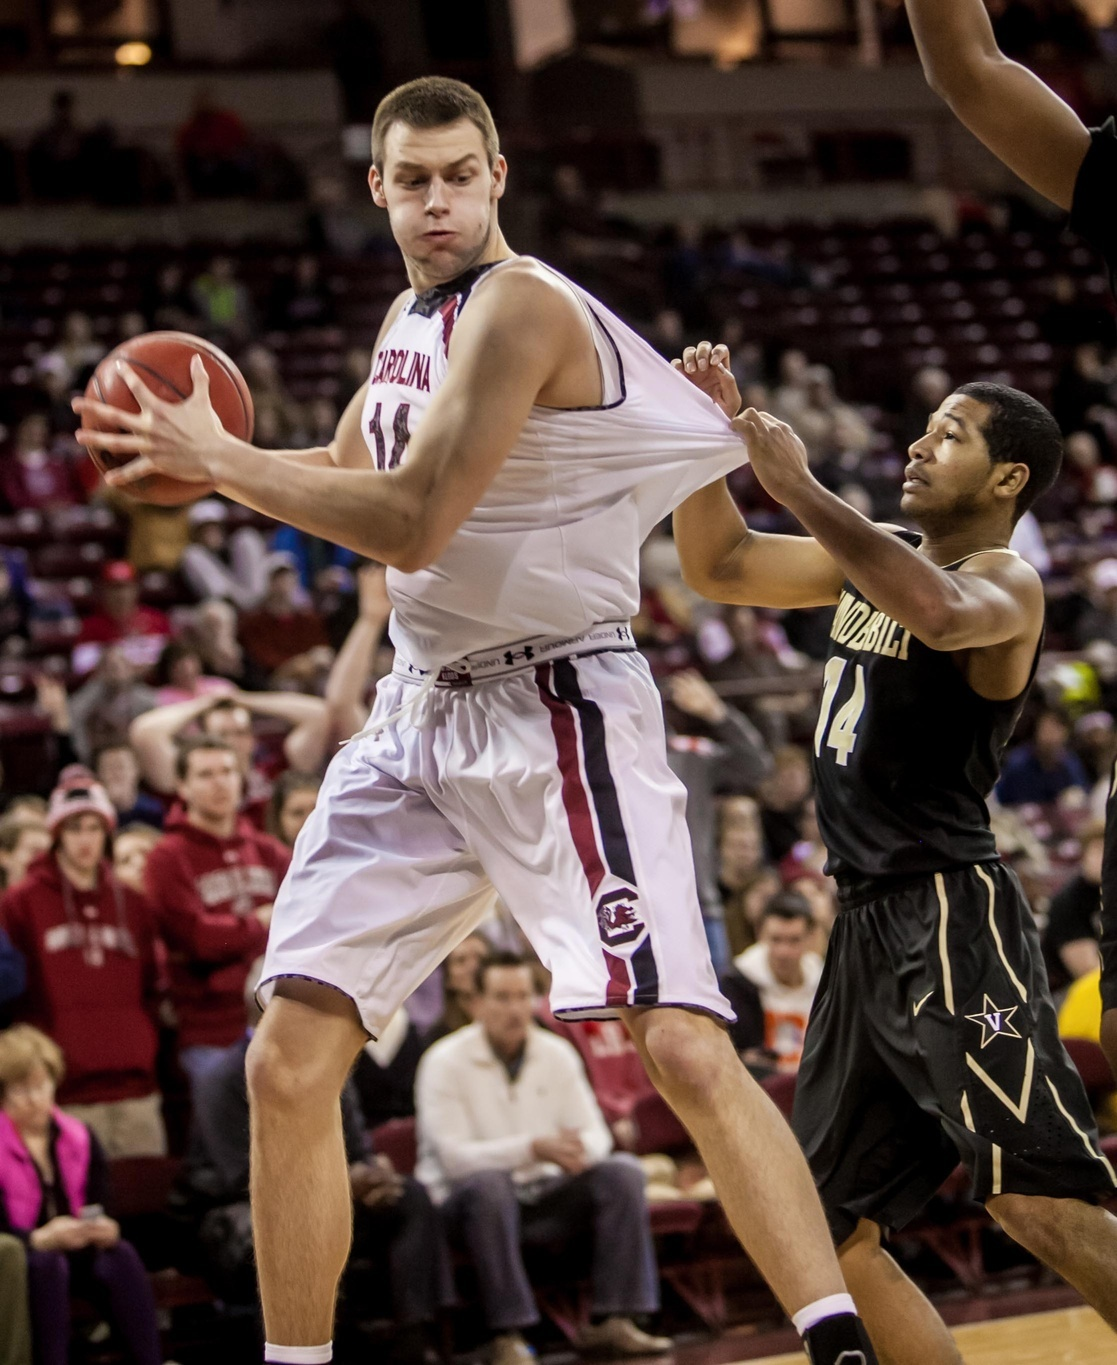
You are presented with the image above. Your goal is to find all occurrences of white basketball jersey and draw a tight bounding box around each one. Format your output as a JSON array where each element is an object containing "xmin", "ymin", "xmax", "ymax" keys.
[{"xmin": 361, "ymin": 257, "xmax": 746, "ymax": 669}]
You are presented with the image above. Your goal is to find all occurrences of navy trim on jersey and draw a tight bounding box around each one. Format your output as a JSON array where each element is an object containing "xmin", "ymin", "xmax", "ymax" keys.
[
  {"xmin": 540, "ymin": 306, "xmax": 628, "ymax": 414},
  {"xmin": 408, "ymin": 262, "xmax": 500, "ymax": 318}
]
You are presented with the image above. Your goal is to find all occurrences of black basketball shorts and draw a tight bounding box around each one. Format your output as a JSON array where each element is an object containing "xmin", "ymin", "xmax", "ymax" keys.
[{"xmin": 792, "ymin": 860, "xmax": 1116, "ymax": 1245}]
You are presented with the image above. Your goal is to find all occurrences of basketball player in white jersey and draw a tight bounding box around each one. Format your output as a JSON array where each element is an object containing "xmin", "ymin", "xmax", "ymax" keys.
[{"xmin": 75, "ymin": 78, "xmax": 875, "ymax": 1365}]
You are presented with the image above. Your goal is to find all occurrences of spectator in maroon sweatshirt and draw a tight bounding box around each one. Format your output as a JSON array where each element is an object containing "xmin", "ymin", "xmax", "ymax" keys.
[
  {"xmin": 0, "ymin": 768, "xmax": 164, "ymax": 1158},
  {"xmin": 144, "ymin": 737, "xmax": 288, "ymax": 1085}
]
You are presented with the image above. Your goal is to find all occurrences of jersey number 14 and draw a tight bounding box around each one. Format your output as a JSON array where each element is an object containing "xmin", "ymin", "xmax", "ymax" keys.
[{"xmin": 814, "ymin": 657, "xmax": 866, "ymax": 767}]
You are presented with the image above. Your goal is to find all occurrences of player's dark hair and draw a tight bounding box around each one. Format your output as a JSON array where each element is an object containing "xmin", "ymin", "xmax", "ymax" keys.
[
  {"xmin": 175, "ymin": 736, "xmax": 236, "ymax": 783},
  {"xmin": 371, "ymin": 76, "xmax": 500, "ymax": 172},
  {"xmin": 477, "ymin": 950, "xmax": 529, "ymax": 994},
  {"xmin": 954, "ymin": 382, "xmax": 1063, "ymax": 520},
  {"xmin": 761, "ymin": 889, "xmax": 814, "ymax": 927}
]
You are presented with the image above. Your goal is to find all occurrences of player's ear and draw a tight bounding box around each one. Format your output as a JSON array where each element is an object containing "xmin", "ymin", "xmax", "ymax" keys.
[
  {"xmin": 368, "ymin": 164, "xmax": 388, "ymax": 209},
  {"xmin": 996, "ymin": 461, "xmax": 1030, "ymax": 503},
  {"xmin": 491, "ymin": 154, "xmax": 509, "ymax": 202}
]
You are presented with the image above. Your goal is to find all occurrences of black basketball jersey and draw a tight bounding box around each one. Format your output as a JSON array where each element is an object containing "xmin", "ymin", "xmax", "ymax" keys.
[
  {"xmin": 814, "ymin": 532, "xmax": 1038, "ymax": 881},
  {"xmin": 1070, "ymin": 118, "xmax": 1117, "ymax": 301}
]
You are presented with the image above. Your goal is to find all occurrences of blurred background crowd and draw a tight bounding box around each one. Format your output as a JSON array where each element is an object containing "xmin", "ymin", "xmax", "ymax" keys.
[{"xmin": 3, "ymin": 0, "xmax": 1117, "ymax": 1361}]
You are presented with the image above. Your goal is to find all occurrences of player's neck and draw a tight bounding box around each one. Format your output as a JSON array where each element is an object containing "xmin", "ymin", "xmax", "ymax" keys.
[
  {"xmin": 403, "ymin": 228, "xmax": 515, "ymax": 295},
  {"xmin": 916, "ymin": 515, "xmax": 1013, "ymax": 568}
]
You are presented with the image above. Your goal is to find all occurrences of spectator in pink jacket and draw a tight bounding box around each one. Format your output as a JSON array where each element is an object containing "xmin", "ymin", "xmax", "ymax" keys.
[{"xmin": 0, "ymin": 1025, "xmax": 161, "ymax": 1365}]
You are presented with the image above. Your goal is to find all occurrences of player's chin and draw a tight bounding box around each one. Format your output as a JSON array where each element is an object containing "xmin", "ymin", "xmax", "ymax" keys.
[{"xmin": 414, "ymin": 235, "xmax": 472, "ymax": 268}]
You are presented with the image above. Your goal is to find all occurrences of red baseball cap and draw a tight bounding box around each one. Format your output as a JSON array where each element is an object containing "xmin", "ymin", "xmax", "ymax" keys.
[{"xmin": 101, "ymin": 560, "xmax": 136, "ymax": 584}]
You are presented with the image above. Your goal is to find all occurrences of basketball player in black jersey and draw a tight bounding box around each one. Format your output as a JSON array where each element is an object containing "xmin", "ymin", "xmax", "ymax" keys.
[
  {"xmin": 901, "ymin": 0, "xmax": 1117, "ymax": 1145},
  {"xmin": 675, "ymin": 343, "xmax": 1117, "ymax": 1363}
]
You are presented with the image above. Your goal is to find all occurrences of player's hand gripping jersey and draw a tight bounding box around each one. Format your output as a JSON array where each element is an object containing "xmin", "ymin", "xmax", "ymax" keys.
[{"xmin": 361, "ymin": 258, "xmax": 746, "ymax": 671}]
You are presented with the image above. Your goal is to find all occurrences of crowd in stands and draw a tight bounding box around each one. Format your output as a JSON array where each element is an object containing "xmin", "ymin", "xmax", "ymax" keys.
[
  {"xmin": 0, "ymin": 187, "xmax": 1116, "ymax": 1359},
  {"xmin": 0, "ymin": 87, "xmax": 305, "ymax": 209}
]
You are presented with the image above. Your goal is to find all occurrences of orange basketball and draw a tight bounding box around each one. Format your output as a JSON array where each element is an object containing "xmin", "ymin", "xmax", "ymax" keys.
[{"xmin": 83, "ymin": 331, "xmax": 254, "ymax": 506}]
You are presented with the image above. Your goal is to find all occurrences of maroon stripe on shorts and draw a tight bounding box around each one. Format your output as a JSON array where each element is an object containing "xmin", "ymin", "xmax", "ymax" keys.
[{"xmin": 536, "ymin": 663, "xmax": 606, "ymax": 895}]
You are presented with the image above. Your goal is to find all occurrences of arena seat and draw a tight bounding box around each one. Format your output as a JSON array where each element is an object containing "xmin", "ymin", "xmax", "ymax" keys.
[
  {"xmin": 761, "ymin": 1071, "xmax": 797, "ymax": 1119},
  {"xmin": 632, "ymin": 1090, "xmax": 692, "ymax": 1156},
  {"xmin": 1063, "ymin": 1038, "xmax": 1117, "ymax": 1107},
  {"xmin": 370, "ymin": 1116, "xmax": 418, "ymax": 1174},
  {"xmin": 902, "ymin": 1165, "xmax": 990, "ymax": 1293},
  {"xmin": 108, "ymin": 1156, "xmax": 215, "ymax": 1314}
]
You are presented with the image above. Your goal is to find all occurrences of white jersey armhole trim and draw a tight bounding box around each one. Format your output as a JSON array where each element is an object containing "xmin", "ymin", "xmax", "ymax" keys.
[{"xmin": 467, "ymin": 257, "xmax": 627, "ymax": 413}]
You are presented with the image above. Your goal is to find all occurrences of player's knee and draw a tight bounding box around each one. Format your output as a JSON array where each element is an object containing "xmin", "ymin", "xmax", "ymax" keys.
[
  {"xmin": 638, "ymin": 1008, "xmax": 734, "ymax": 1103},
  {"xmin": 245, "ymin": 1024, "xmax": 342, "ymax": 1115},
  {"xmin": 986, "ymin": 1193, "xmax": 1068, "ymax": 1262}
]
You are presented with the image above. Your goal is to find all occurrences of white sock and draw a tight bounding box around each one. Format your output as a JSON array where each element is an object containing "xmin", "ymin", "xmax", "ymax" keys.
[
  {"xmin": 792, "ymin": 1294, "xmax": 858, "ymax": 1336},
  {"xmin": 264, "ymin": 1343, "xmax": 332, "ymax": 1364}
]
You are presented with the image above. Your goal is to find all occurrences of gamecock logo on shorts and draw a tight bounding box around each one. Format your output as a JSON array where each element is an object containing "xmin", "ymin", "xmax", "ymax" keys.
[{"xmin": 596, "ymin": 887, "xmax": 645, "ymax": 947}]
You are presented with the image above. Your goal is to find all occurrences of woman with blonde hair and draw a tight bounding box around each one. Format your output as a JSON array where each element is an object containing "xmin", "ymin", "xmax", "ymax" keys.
[{"xmin": 0, "ymin": 1026, "xmax": 161, "ymax": 1365}]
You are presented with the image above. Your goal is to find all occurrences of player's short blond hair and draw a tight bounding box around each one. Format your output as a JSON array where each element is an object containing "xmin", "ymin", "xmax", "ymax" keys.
[
  {"xmin": 372, "ymin": 76, "xmax": 500, "ymax": 172},
  {"xmin": 0, "ymin": 1025, "xmax": 65, "ymax": 1099}
]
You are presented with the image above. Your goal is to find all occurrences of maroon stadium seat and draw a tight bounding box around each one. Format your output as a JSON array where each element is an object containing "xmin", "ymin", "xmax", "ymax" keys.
[
  {"xmin": 632, "ymin": 1090, "xmax": 691, "ymax": 1156},
  {"xmin": 370, "ymin": 1116, "xmax": 418, "ymax": 1175}
]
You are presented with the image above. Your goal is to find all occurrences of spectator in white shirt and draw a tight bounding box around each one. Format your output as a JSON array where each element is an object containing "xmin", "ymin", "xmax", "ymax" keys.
[{"xmin": 415, "ymin": 953, "xmax": 670, "ymax": 1365}]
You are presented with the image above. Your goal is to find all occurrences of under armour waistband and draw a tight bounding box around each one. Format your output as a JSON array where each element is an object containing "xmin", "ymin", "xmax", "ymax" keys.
[{"xmin": 392, "ymin": 620, "xmax": 637, "ymax": 688}]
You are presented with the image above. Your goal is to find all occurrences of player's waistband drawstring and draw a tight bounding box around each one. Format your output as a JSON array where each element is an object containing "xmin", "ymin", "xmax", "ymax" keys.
[{"xmin": 346, "ymin": 670, "xmax": 438, "ymax": 744}]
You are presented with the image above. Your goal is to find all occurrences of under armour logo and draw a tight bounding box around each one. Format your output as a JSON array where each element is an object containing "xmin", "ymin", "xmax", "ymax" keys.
[
  {"xmin": 503, "ymin": 645, "xmax": 535, "ymax": 665},
  {"xmin": 965, "ymin": 993, "xmax": 1023, "ymax": 1049}
]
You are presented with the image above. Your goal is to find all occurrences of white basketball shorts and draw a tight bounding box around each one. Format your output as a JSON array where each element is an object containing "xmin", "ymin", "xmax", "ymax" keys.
[{"xmin": 259, "ymin": 641, "xmax": 732, "ymax": 1037}]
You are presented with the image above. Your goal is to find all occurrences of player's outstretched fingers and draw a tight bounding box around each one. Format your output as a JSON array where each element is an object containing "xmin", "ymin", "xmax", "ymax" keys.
[
  {"xmin": 188, "ymin": 352, "xmax": 212, "ymax": 402},
  {"xmin": 71, "ymin": 396, "xmax": 150, "ymax": 430},
  {"xmin": 74, "ymin": 428, "xmax": 151, "ymax": 456},
  {"xmin": 115, "ymin": 361, "xmax": 161, "ymax": 411},
  {"xmin": 103, "ymin": 455, "xmax": 159, "ymax": 487}
]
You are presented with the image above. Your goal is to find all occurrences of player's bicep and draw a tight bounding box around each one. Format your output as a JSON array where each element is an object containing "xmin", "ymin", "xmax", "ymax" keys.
[
  {"xmin": 715, "ymin": 532, "xmax": 844, "ymax": 609},
  {"xmin": 941, "ymin": 54, "xmax": 1090, "ymax": 211},
  {"xmin": 934, "ymin": 559, "xmax": 1041, "ymax": 650}
]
